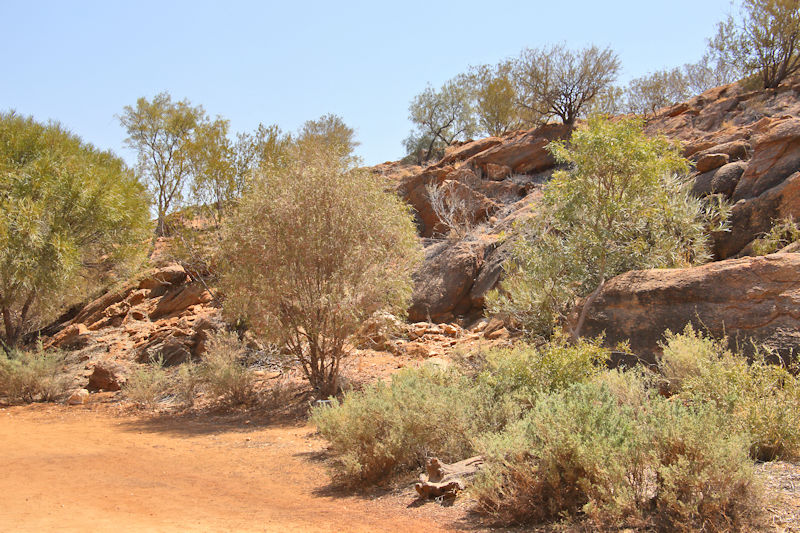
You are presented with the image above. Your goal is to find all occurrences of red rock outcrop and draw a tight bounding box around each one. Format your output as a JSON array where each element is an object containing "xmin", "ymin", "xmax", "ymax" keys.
[
  {"xmin": 46, "ymin": 263, "xmax": 223, "ymax": 387},
  {"xmin": 574, "ymin": 253, "xmax": 800, "ymax": 361}
]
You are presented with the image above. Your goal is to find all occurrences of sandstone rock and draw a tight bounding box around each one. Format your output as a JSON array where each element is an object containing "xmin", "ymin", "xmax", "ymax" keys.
[
  {"xmin": 408, "ymin": 240, "xmax": 485, "ymax": 323},
  {"xmin": 50, "ymin": 323, "xmax": 92, "ymax": 350},
  {"xmin": 695, "ymin": 153, "xmax": 729, "ymax": 173},
  {"xmin": 713, "ymin": 171, "xmax": 800, "ymax": 258},
  {"xmin": 575, "ymin": 253, "xmax": 800, "ymax": 362},
  {"xmin": 137, "ymin": 264, "xmax": 188, "ymax": 290},
  {"xmin": 67, "ymin": 389, "xmax": 89, "ymax": 405},
  {"xmin": 733, "ymin": 118, "xmax": 800, "ymax": 200},
  {"xmin": 469, "ymin": 123, "xmax": 568, "ymax": 175},
  {"xmin": 87, "ymin": 361, "xmax": 125, "ymax": 391},
  {"xmin": 436, "ymin": 137, "xmax": 503, "ymax": 167},
  {"xmin": 692, "ymin": 161, "xmax": 747, "ymax": 198},
  {"xmin": 149, "ymin": 284, "xmax": 213, "ymax": 320},
  {"xmin": 484, "ymin": 163, "xmax": 511, "ymax": 181}
]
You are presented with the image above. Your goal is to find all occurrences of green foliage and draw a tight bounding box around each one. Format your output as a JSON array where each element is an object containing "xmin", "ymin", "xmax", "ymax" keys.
[
  {"xmin": 659, "ymin": 325, "xmax": 800, "ymax": 460},
  {"xmin": 123, "ymin": 357, "xmax": 170, "ymax": 409},
  {"xmin": 488, "ymin": 116, "xmax": 728, "ymax": 338},
  {"xmin": 0, "ymin": 345, "xmax": 71, "ymax": 403},
  {"xmin": 220, "ymin": 144, "xmax": 422, "ymax": 396},
  {"xmin": 473, "ymin": 382, "xmax": 759, "ymax": 530},
  {"xmin": 468, "ymin": 61, "xmax": 525, "ymax": 136},
  {"xmin": 711, "ymin": 0, "xmax": 800, "ymax": 89},
  {"xmin": 120, "ymin": 92, "xmax": 206, "ymax": 236},
  {"xmin": 625, "ymin": 67, "xmax": 692, "ymax": 116},
  {"xmin": 311, "ymin": 364, "xmax": 510, "ymax": 486},
  {"xmin": 476, "ymin": 332, "xmax": 609, "ymax": 407},
  {"xmin": 404, "ymin": 78, "xmax": 476, "ymax": 162},
  {"xmin": 512, "ymin": 43, "xmax": 621, "ymax": 127},
  {"xmin": 297, "ymin": 113, "xmax": 358, "ymax": 160},
  {"xmin": 198, "ymin": 330, "xmax": 255, "ymax": 406},
  {"xmin": 0, "ymin": 111, "xmax": 150, "ymax": 346},
  {"xmin": 751, "ymin": 215, "xmax": 800, "ymax": 254}
]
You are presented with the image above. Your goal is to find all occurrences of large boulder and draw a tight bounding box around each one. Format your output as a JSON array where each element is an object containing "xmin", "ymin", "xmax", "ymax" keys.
[
  {"xmin": 574, "ymin": 253, "xmax": 800, "ymax": 362},
  {"xmin": 468, "ymin": 123, "xmax": 568, "ymax": 176},
  {"xmin": 733, "ymin": 118, "xmax": 800, "ymax": 201},
  {"xmin": 713, "ymin": 171, "xmax": 800, "ymax": 258},
  {"xmin": 408, "ymin": 240, "xmax": 485, "ymax": 323}
]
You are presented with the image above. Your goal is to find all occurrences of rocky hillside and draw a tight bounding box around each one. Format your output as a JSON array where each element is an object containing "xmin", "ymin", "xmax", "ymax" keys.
[
  {"xmin": 376, "ymin": 76, "xmax": 800, "ymax": 355},
  {"xmin": 37, "ymin": 77, "xmax": 800, "ymax": 371}
]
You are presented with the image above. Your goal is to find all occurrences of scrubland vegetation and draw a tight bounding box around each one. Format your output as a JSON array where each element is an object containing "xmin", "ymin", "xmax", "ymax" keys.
[
  {"xmin": 4, "ymin": 1, "xmax": 800, "ymax": 530},
  {"xmin": 314, "ymin": 326, "xmax": 800, "ymax": 529}
]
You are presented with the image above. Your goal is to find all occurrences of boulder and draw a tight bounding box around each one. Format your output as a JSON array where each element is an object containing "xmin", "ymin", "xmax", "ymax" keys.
[
  {"xmin": 149, "ymin": 284, "xmax": 213, "ymax": 320},
  {"xmin": 733, "ymin": 118, "xmax": 800, "ymax": 201},
  {"xmin": 469, "ymin": 123, "xmax": 568, "ymax": 175},
  {"xmin": 408, "ymin": 240, "xmax": 485, "ymax": 323},
  {"xmin": 713, "ymin": 171, "xmax": 800, "ymax": 258},
  {"xmin": 695, "ymin": 153, "xmax": 729, "ymax": 174},
  {"xmin": 692, "ymin": 161, "xmax": 747, "ymax": 198},
  {"xmin": 49, "ymin": 323, "xmax": 92, "ymax": 350},
  {"xmin": 574, "ymin": 253, "xmax": 800, "ymax": 362},
  {"xmin": 86, "ymin": 361, "xmax": 126, "ymax": 391},
  {"xmin": 67, "ymin": 389, "xmax": 89, "ymax": 406}
]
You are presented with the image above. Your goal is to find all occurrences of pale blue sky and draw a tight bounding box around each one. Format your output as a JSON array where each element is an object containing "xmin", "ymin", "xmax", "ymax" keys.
[{"xmin": 1, "ymin": 0, "xmax": 733, "ymax": 166}]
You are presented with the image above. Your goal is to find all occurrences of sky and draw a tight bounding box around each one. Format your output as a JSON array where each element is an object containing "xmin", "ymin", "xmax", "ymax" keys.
[{"xmin": 1, "ymin": 0, "xmax": 735, "ymax": 167}]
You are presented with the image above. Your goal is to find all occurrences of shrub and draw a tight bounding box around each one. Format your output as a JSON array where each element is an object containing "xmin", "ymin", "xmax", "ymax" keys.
[
  {"xmin": 0, "ymin": 346, "xmax": 71, "ymax": 403},
  {"xmin": 473, "ymin": 382, "xmax": 760, "ymax": 529},
  {"xmin": 311, "ymin": 364, "xmax": 510, "ymax": 486},
  {"xmin": 474, "ymin": 383, "xmax": 646, "ymax": 525},
  {"xmin": 659, "ymin": 326, "xmax": 800, "ymax": 460},
  {"xmin": 647, "ymin": 399, "xmax": 759, "ymax": 531},
  {"xmin": 488, "ymin": 116, "xmax": 728, "ymax": 338},
  {"xmin": 476, "ymin": 332, "xmax": 609, "ymax": 407},
  {"xmin": 198, "ymin": 330, "xmax": 254, "ymax": 406},
  {"xmin": 175, "ymin": 359, "xmax": 201, "ymax": 407},
  {"xmin": 221, "ymin": 143, "xmax": 421, "ymax": 396},
  {"xmin": 751, "ymin": 215, "xmax": 800, "ymax": 255},
  {"xmin": 123, "ymin": 357, "xmax": 169, "ymax": 408}
]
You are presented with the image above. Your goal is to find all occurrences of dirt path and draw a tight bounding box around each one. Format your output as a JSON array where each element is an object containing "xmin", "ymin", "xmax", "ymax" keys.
[{"xmin": 0, "ymin": 402, "xmax": 468, "ymax": 533}]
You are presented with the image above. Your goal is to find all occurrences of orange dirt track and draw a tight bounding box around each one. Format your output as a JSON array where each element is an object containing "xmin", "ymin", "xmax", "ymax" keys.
[{"xmin": 0, "ymin": 402, "xmax": 466, "ymax": 532}]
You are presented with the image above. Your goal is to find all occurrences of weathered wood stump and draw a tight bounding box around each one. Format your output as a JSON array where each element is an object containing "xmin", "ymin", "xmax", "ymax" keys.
[{"xmin": 414, "ymin": 455, "xmax": 484, "ymax": 499}]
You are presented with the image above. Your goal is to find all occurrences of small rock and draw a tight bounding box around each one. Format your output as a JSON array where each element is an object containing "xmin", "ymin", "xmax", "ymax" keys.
[{"xmin": 67, "ymin": 389, "xmax": 89, "ymax": 405}]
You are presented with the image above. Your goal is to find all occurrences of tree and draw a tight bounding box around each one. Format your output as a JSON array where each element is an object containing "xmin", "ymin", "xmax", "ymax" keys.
[
  {"xmin": 487, "ymin": 116, "xmax": 729, "ymax": 339},
  {"xmin": 513, "ymin": 44, "xmax": 621, "ymax": 127},
  {"xmin": 405, "ymin": 78, "xmax": 476, "ymax": 162},
  {"xmin": 0, "ymin": 112, "xmax": 150, "ymax": 347},
  {"xmin": 187, "ymin": 117, "xmax": 236, "ymax": 224},
  {"xmin": 220, "ymin": 143, "xmax": 422, "ymax": 396},
  {"xmin": 711, "ymin": 0, "xmax": 800, "ymax": 88},
  {"xmin": 684, "ymin": 52, "xmax": 743, "ymax": 94},
  {"xmin": 625, "ymin": 68, "xmax": 691, "ymax": 116},
  {"xmin": 120, "ymin": 92, "xmax": 206, "ymax": 236},
  {"xmin": 469, "ymin": 62, "xmax": 524, "ymax": 137},
  {"xmin": 297, "ymin": 113, "xmax": 358, "ymax": 159}
]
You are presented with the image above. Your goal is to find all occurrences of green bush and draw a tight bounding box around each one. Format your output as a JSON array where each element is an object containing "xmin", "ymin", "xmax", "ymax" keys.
[
  {"xmin": 0, "ymin": 346, "xmax": 71, "ymax": 403},
  {"xmin": 647, "ymin": 399, "xmax": 759, "ymax": 531},
  {"xmin": 477, "ymin": 332, "xmax": 609, "ymax": 407},
  {"xmin": 312, "ymin": 364, "xmax": 511, "ymax": 486},
  {"xmin": 751, "ymin": 215, "xmax": 800, "ymax": 255},
  {"xmin": 123, "ymin": 357, "xmax": 169, "ymax": 408},
  {"xmin": 473, "ymin": 382, "xmax": 760, "ymax": 530},
  {"xmin": 659, "ymin": 326, "xmax": 800, "ymax": 460},
  {"xmin": 474, "ymin": 383, "xmax": 646, "ymax": 525},
  {"xmin": 198, "ymin": 331, "xmax": 255, "ymax": 406}
]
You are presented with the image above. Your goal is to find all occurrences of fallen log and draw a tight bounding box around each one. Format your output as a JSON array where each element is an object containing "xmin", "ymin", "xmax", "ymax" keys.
[{"xmin": 414, "ymin": 455, "xmax": 484, "ymax": 499}]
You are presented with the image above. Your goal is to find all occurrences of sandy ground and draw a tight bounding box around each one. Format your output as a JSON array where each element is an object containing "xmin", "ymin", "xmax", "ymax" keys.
[{"xmin": 0, "ymin": 401, "xmax": 472, "ymax": 533}]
